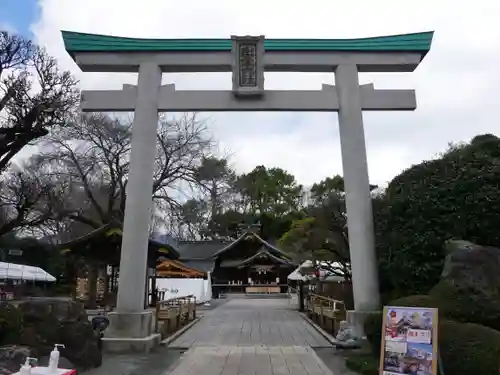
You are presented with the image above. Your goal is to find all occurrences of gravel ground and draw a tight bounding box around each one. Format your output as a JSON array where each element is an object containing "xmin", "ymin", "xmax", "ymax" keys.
[{"xmin": 81, "ymin": 348, "xmax": 185, "ymax": 375}]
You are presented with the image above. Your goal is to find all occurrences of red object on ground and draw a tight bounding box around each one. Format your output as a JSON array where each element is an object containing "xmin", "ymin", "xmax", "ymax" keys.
[{"xmin": 11, "ymin": 368, "xmax": 77, "ymax": 375}]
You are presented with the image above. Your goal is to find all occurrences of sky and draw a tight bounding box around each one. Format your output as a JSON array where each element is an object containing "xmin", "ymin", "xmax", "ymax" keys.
[{"xmin": 2, "ymin": 0, "xmax": 500, "ymax": 187}]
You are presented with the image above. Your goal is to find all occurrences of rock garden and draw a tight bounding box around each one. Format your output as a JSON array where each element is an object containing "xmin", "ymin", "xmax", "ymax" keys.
[{"xmin": 0, "ymin": 299, "xmax": 101, "ymax": 374}]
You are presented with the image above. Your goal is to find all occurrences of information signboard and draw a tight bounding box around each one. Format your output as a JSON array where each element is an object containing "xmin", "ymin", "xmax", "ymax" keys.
[{"xmin": 379, "ymin": 306, "xmax": 438, "ymax": 375}]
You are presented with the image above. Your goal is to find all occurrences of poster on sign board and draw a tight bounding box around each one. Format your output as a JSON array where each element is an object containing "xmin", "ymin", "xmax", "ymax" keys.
[{"xmin": 379, "ymin": 306, "xmax": 438, "ymax": 375}]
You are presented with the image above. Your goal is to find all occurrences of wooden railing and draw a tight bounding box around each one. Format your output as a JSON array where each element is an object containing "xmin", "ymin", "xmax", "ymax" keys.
[
  {"xmin": 154, "ymin": 295, "xmax": 197, "ymax": 338},
  {"xmin": 306, "ymin": 293, "xmax": 346, "ymax": 335}
]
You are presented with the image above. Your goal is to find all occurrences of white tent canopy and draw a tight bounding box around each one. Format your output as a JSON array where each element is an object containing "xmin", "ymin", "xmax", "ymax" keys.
[
  {"xmin": 0, "ymin": 262, "xmax": 57, "ymax": 282},
  {"xmin": 287, "ymin": 260, "xmax": 346, "ymax": 282},
  {"xmin": 287, "ymin": 267, "xmax": 305, "ymax": 281}
]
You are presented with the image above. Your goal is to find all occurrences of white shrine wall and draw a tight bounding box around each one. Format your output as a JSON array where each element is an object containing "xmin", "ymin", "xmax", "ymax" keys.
[{"xmin": 149, "ymin": 278, "xmax": 211, "ymax": 304}]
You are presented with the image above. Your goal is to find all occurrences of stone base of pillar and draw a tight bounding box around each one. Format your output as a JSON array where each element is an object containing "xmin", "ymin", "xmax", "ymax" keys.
[
  {"xmin": 346, "ymin": 310, "xmax": 379, "ymax": 339},
  {"xmin": 101, "ymin": 310, "xmax": 161, "ymax": 353}
]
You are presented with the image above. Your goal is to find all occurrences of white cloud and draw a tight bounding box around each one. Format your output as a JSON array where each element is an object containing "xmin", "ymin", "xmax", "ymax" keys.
[{"xmin": 29, "ymin": 0, "xmax": 500, "ymax": 186}]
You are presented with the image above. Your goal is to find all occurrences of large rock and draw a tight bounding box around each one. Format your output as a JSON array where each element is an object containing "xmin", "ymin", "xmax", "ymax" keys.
[
  {"xmin": 440, "ymin": 240, "xmax": 500, "ymax": 290},
  {"xmin": 429, "ymin": 240, "xmax": 500, "ymax": 330},
  {"xmin": 16, "ymin": 298, "xmax": 86, "ymax": 323},
  {"xmin": 16, "ymin": 299, "xmax": 102, "ymax": 370},
  {"xmin": 0, "ymin": 345, "xmax": 32, "ymax": 375}
]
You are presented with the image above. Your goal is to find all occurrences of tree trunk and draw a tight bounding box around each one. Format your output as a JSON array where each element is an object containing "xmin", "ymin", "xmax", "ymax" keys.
[{"xmin": 87, "ymin": 261, "xmax": 98, "ymax": 309}]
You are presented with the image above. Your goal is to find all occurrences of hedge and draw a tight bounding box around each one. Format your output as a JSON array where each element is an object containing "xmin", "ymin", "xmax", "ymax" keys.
[
  {"xmin": 439, "ymin": 320, "xmax": 500, "ymax": 375},
  {"xmin": 430, "ymin": 281, "xmax": 500, "ymax": 331}
]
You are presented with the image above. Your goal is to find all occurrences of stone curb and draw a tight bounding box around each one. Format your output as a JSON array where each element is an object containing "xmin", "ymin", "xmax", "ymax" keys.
[
  {"xmin": 300, "ymin": 312, "xmax": 338, "ymax": 346},
  {"xmin": 160, "ymin": 316, "xmax": 203, "ymax": 346}
]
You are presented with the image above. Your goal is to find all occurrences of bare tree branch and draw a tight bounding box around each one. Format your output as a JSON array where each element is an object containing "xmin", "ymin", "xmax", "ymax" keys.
[
  {"xmin": 0, "ymin": 156, "xmax": 63, "ymax": 236},
  {"xmin": 0, "ymin": 32, "xmax": 79, "ymax": 173},
  {"xmin": 36, "ymin": 112, "xmax": 214, "ymax": 233}
]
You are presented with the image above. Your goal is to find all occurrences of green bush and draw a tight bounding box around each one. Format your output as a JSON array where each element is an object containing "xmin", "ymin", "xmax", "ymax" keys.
[
  {"xmin": 430, "ymin": 281, "xmax": 500, "ymax": 331},
  {"xmin": 363, "ymin": 312, "xmax": 383, "ymax": 357},
  {"xmin": 388, "ymin": 294, "xmax": 440, "ymax": 309},
  {"xmin": 375, "ymin": 135, "xmax": 500, "ymax": 296},
  {"xmin": 345, "ymin": 354, "xmax": 379, "ymax": 375},
  {"xmin": 439, "ymin": 320, "xmax": 500, "ymax": 375},
  {"xmin": 0, "ymin": 303, "xmax": 23, "ymax": 345}
]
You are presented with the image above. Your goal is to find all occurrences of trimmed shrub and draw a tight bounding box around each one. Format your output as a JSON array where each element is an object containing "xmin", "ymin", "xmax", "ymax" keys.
[
  {"xmin": 439, "ymin": 320, "xmax": 500, "ymax": 375},
  {"xmin": 430, "ymin": 281, "xmax": 500, "ymax": 331},
  {"xmin": 345, "ymin": 354, "xmax": 379, "ymax": 375},
  {"xmin": 388, "ymin": 294, "xmax": 440, "ymax": 309},
  {"xmin": 0, "ymin": 303, "xmax": 23, "ymax": 345}
]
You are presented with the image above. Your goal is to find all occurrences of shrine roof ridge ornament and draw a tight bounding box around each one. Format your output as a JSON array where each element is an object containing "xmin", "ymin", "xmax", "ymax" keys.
[{"xmin": 61, "ymin": 30, "xmax": 434, "ymax": 56}]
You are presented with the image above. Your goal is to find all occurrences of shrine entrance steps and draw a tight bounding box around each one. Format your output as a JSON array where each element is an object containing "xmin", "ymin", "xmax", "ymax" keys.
[
  {"xmin": 220, "ymin": 292, "xmax": 290, "ymax": 299},
  {"xmin": 164, "ymin": 298, "xmax": 336, "ymax": 375}
]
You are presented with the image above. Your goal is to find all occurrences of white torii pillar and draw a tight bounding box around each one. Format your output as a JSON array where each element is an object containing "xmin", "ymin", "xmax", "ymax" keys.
[
  {"xmin": 336, "ymin": 64, "xmax": 380, "ymax": 312},
  {"xmin": 102, "ymin": 62, "xmax": 163, "ymax": 350}
]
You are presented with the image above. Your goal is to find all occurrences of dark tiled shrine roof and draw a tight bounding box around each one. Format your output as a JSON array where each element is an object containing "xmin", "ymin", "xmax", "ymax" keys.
[
  {"xmin": 211, "ymin": 231, "xmax": 292, "ymax": 260},
  {"xmin": 182, "ymin": 259, "xmax": 215, "ymax": 273},
  {"xmin": 219, "ymin": 250, "xmax": 295, "ymax": 268},
  {"xmin": 177, "ymin": 240, "xmax": 231, "ymax": 259},
  {"xmin": 176, "ymin": 231, "xmax": 293, "ymax": 268},
  {"xmin": 57, "ymin": 220, "xmax": 180, "ymax": 259}
]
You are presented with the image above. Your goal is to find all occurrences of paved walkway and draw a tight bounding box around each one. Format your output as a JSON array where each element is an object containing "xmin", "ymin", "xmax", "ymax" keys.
[{"xmin": 165, "ymin": 299, "xmax": 335, "ymax": 375}]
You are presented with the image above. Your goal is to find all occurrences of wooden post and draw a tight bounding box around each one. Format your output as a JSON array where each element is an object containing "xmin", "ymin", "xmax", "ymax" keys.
[
  {"xmin": 320, "ymin": 304, "xmax": 324, "ymax": 327},
  {"xmin": 154, "ymin": 302, "xmax": 160, "ymax": 333},
  {"xmin": 298, "ymin": 280, "xmax": 305, "ymax": 312},
  {"xmin": 150, "ymin": 271, "xmax": 157, "ymax": 307}
]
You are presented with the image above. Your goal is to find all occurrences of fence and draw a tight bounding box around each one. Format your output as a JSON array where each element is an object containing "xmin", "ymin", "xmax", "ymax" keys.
[
  {"xmin": 305, "ymin": 293, "xmax": 346, "ymax": 335},
  {"xmin": 154, "ymin": 295, "xmax": 197, "ymax": 339}
]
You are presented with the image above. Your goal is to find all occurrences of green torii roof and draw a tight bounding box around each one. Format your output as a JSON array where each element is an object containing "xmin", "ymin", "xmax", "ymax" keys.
[{"xmin": 61, "ymin": 30, "xmax": 434, "ymax": 56}]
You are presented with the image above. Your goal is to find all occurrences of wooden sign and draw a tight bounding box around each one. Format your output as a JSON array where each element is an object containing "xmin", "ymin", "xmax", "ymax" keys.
[{"xmin": 379, "ymin": 306, "xmax": 438, "ymax": 375}]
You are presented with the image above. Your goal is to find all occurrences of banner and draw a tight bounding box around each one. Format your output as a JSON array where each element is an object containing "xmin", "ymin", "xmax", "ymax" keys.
[{"xmin": 379, "ymin": 306, "xmax": 438, "ymax": 375}]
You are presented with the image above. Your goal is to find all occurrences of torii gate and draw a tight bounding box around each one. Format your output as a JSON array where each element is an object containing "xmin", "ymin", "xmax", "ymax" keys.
[{"xmin": 62, "ymin": 30, "xmax": 433, "ymax": 351}]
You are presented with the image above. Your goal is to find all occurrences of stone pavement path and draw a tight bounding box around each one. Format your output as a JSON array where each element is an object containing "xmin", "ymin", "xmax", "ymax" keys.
[
  {"xmin": 165, "ymin": 299, "xmax": 335, "ymax": 375},
  {"xmin": 171, "ymin": 299, "xmax": 330, "ymax": 347},
  {"xmin": 166, "ymin": 345, "xmax": 334, "ymax": 375}
]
